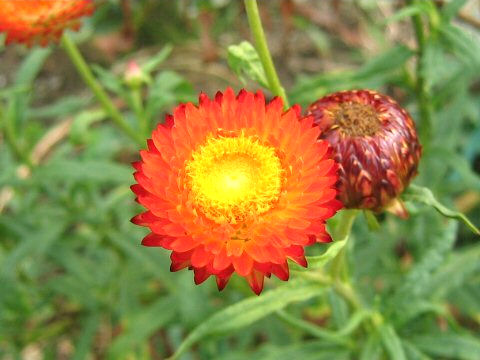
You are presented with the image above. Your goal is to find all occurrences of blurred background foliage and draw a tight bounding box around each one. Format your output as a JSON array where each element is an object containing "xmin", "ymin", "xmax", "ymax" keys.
[{"xmin": 0, "ymin": 0, "xmax": 480, "ymax": 359}]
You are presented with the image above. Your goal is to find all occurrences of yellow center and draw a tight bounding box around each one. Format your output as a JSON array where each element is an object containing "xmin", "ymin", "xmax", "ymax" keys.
[{"xmin": 185, "ymin": 133, "xmax": 284, "ymax": 224}]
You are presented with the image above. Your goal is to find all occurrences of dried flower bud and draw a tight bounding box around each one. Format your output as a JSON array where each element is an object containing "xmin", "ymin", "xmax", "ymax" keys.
[{"xmin": 307, "ymin": 89, "xmax": 422, "ymax": 218}]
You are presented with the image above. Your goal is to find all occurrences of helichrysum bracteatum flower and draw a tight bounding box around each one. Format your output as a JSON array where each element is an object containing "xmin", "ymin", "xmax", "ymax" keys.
[
  {"xmin": 131, "ymin": 88, "xmax": 342, "ymax": 294},
  {"xmin": 0, "ymin": 0, "xmax": 94, "ymax": 47},
  {"xmin": 307, "ymin": 89, "xmax": 422, "ymax": 218}
]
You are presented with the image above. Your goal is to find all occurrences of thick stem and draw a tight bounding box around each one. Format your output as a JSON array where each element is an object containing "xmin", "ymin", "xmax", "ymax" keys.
[
  {"xmin": 244, "ymin": 0, "xmax": 290, "ymax": 107},
  {"xmin": 330, "ymin": 209, "xmax": 358, "ymax": 281},
  {"xmin": 61, "ymin": 34, "xmax": 144, "ymax": 146},
  {"xmin": 409, "ymin": 0, "xmax": 433, "ymax": 148}
]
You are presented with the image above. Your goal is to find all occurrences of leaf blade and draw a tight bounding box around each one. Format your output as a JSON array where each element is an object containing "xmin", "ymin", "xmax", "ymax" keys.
[
  {"xmin": 404, "ymin": 185, "xmax": 480, "ymax": 235},
  {"xmin": 169, "ymin": 280, "xmax": 323, "ymax": 360}
]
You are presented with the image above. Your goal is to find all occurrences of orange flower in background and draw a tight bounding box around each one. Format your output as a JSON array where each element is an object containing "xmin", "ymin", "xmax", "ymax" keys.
[
  {"xmin": 307, "ymin": 89, "xmax": 422, "ymax": 218},
  {"xmin": 131, "ymin": 88, "xmax": 341, "ymax": 295},
  {"xmin": 0, "ymin": 0, "xmax": 94, "ymax": 46}
]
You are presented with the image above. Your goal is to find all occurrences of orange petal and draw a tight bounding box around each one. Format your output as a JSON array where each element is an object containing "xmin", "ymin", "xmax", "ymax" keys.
[
  {"xmin": 212, "ymin": 247, "xmax": 232, "ymax": 271},
  {"xmin": 271, "ymin": 262, "xmax": 289, "ymax": 281},
  {"xmin": 232, "ymin": 253, "xmax": 254, "ymax": 277},
  {"xmin": 193, "ymin": 267, "xmax": 210, "ymax": 285},
  {"xmin": 191, "ymin": 246, "xmax": 212, "ymax": 268},
  {"xmin": 170, "ymin": 236, "xmax": 197, "ymax": 252},
  {"xmin": 246, "ymin": 270, "xmax": 265, "ymax": 295},
  {"xmin": 226, "ymin": 240, "xmax": 244, "ymax": 257}
]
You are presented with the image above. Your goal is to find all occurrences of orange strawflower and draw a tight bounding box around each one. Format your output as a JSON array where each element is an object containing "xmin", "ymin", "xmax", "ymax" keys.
[
  {"xmin": 131, "ymin": 88, "xmax": 341, "ymax": 295},
  {"xmin": 0, "ymin": 0, "xmax": 94, "ymax": 46}
]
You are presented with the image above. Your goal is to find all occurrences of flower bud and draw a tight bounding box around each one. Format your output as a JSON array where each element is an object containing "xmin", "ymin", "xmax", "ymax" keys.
[
  {"xmin": 124, "ymin": 61, "xmax": 150, "ymax": 88},
  {"xmin": 307, "ymin": 89, "xmax": 422, "ymax": 218}
]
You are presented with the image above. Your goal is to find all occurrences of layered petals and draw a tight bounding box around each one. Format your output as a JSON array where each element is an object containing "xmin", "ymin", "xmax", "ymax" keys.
[
  {"xmin": 307, "ymin": 89, "xmax": 422, "ymax": 216},
  {"xmin": 132, "ymin": 88, "xmax": 341, "ymax": 295},
  {"xmin": 0, "ymin": 0, "xmax": 94, "ymax": 46}
]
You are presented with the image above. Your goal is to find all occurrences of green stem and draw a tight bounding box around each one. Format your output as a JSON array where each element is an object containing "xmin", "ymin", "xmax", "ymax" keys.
[
  {"xmin": 409, "ymin": 0, "xmax": 433, "ymax": 148},
  {"xmin": 129, "ymin": 88, "xmax": 148, "ymax": 136},
  {"xmin": 0, "ymin": 102, "xmax": 33, "ymax": 167},
  {"xmin": 244, "ymin": 0, "xmax": 290, "ymax": 107},
  {"xmin": 61, "ymin": 33, "xmax": 144, "ymax": 146},
  {"xmin": 333, "ymin": 281, "xmax": 362, "ymax": 311},
  {"xmin": 330, "ymin": 210, "xmax": 358, "ymax": 281},
  {"xmin": 276, "ymin": 309, "xmax": 354, "ymax": 347}
]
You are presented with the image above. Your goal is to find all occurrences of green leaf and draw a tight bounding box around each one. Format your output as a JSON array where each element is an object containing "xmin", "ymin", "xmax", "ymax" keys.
[
  {"xmin": 354, "ymin": 45, "xmax": 414, "ymax": 81},
  {"xmin": 290, "ymin": 239, "xmax": 347, "ymax": 272},
  {"xmin": 73, "ymin": 313, "xmax": 100, "ymax": 360},
  {"xmin": 107, "ymin": 297, "xmax": 177, "ymax": 359},
  {"xmin": 276, "ymin": 309, "xmax": 361, "ymax": 346},
  {"xmin": 379, "ymin": 324, "xmax": 407, "ymax": 360},
  {"xmin": 106, "ymin": 231, "xmax": 176, "ymax": 293},
  {"xmin": 145, "ymin": 70, "xmax": 195, "ymax": 121},
  {"xmin": 411, "ymin": 333, "xmax": 480, "ymax": 360},
  {"xmin": 360, "ymin": 333, "xmax": 382, "ymax": 360},
  {"xmin": 34, "ymin": 160, "xmax": 132, "ymax": 184},
  {"xmin": 69, "ymin": 109, "xmax": 106, "ymax": 144},
  {"xmin": 327, "ymin": 289, "xmax": 349, "ymax": 330},
  {"xmin": 29, "ymin": 96, "xmax": 91, "ymax": 119},
  {"xmin": 0, "ymin": 220, "xmax": 66, "ymax": 279},
  {"xmin": 290, "ymin": 45, "xmax": 413, "ymax": 105},
  {"xmin": 439, "ymin": 24, "xmax": 480, "ymax": 68},
  {"xmin": 404, "ymin": 185, "xmax": 480, "ymax": 235},
  {"xmin": 252, "ymin": 342, "xmax": 350, "ymax": 360},
  {"xmin": 92, "ymin": 65, "xmax": 125, "ymax": 95},
  {"xmin": 384, "ymin": 4, "xmax": 424, "ymax": 24},
  {"xmin": 440, "ymin": 0, "xmax": 468, "ymax": 21},
  {"xmin": 7, "ymin": 47, "xmax": 52, "ymax": 129},
  {"xmin": 14, "ymin": 48, "xmax": 52, "ymax": 87},
  {"xmin": 363, "ymin": 211, "xmax": 380, "ymax": 231},
  {"xmin": 426, "ymin": 244, "xmax": 480, "ymax": 297},
  {"xmin": 402, "ymin": 340, "xmax": 432, "ymax": 360},
  {"xmin": 390, "ymin": 218, "xmax": 457, "ymax": 323},
  {"xmin": 292, "ymin": 210, "xmax": 357, "ymax": 272},
  {"xmin": 227, "ymin": 41, "xmax": 268, "ymax": 88},
  {"xmin": 169, "ymin": 280, "xmax": 323, "ymax": 360},
  {"xmin": 142, "ymin": 44, "xmax": 173, "ymax": 73}
]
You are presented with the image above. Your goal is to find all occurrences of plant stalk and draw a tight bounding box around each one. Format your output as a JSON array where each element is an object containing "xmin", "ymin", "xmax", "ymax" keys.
[
  {"xmin": 61, "ymin": 33, "xmax": 144, "ymax": 145},
  {"xmin": 330, "ymin": 209, "xmax": 358, "ymax": 281},
  {"xmin": 244, "ymin": 0, "xmax": 290, "ymax": 107},
  {"xmin": 409, "ymin": 0, "xmax": 433, "ymax": 148},
  {"xmin": 130, "ymin": 88, "xmax": 148, "ymax": 137}
]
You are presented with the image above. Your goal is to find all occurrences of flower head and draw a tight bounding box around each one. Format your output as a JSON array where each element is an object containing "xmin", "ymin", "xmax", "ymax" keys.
[
  {"xmin": 0, "ymin": 0, "xmax": 94, "ymax": 47},
  {"xmin": 307, "ymin": 89, "xmax": 422, "ymax": 217},
  {"xmin": 132, "ymin": 88, "xmax": 341, "ymax": 294}
]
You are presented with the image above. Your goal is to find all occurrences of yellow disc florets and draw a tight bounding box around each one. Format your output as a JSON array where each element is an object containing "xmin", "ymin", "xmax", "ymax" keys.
[{"xmin": 186, "ymin": 132, "xmax": 284, "ymax": 224}]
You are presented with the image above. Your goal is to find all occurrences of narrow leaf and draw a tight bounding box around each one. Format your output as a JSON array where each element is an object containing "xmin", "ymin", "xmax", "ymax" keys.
[
  {"xmin": 142, "ymin": 44, "xmax": 173, "ymax": 73},
  {"xmin": 14, "ymin": 47, "xmax": 52, "ymax": 86},
  {"xmin": 169, "ymin": 280, "xmax": 323, "ymax": 360},
  {"xmin": 411, "ymin": 333, "xmax": 480, "ymax": 360},
  {"xmin": 384, "ymin": 5, "xmax": 424, "ymax": 24},
  {"xmin": 360, "ymin": 333, "xmax": 382, "ymax": 360},
  {"xmin": 227, "ymin": 41, "xmax": 268, "ymax": 88},
  {"xmin": 404, "ymin": 185, "xmax": 480, "ymax": 235},
  {"xmin": 107, "ymin": 297, "xmax": 176, "ymax": 359},
  {"xmin": 379, "ymin": 324, "xmax": 407, "ymax": 360},
  {"xmin": 73, "ymin": 313, "xmax": 100, "ymax": 360},
  {"xmin": 34, "ymin": 160, "xmax": 132, "ymax": 184},
  {"xmin": 291, "ymin": 238, "xmax": 347, "ymax": 272},
  {"xmin": 441, "ymin": 0, "xmax": 468, "ymax": 21}
]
